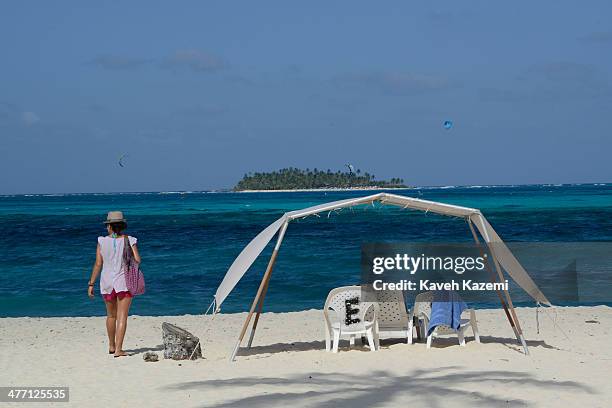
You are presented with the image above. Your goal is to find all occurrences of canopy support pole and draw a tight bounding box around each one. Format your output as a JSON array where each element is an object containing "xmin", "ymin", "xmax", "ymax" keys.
[
  {"xmin": 473, "ymin": 216, "xmax": 530, "ymax": 355},
  {"xmin": 490, "ymin": 249, "xmax": 529, "ymax": 355},
  {"xmin": 229, "ymin": 221, "xmax": 289, "ymax": 362},
  {"xmin": 247, "ymin": 262, "xmax": 272, "ymax": 348},
  {"xmin": 468, "ymin": 220, "xmax": 521, "ymax": 341}
]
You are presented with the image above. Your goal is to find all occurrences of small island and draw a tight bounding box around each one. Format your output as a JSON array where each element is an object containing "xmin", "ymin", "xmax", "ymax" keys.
[{"xmin": 234, "ymin": 167, "xmax": 408, "ymax": 191}]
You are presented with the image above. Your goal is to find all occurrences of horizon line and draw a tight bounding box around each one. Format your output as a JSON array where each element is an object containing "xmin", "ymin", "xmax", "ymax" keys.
[{"xmin": 1, "ymin": 181, "xmax": 610, "ymax": 197}]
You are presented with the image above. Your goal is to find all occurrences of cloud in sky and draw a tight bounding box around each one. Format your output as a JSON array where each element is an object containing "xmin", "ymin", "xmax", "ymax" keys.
[
  {"xmin": 427, "ymin": 10, "xmax": 454, "ymax": 24},
  {"xmin": 523, "ymin": 62, "xmax": 605, "ymax": 87},
  {"xmin": 21, "ymin": 111, "xmax": 39, "ymax": 126},
  {"xmin": 88, "ymin": 50, "xmax": 227, "ymax": 74},
  {"xmin": 86, "ymin": 103, "xmax": 110, "ymax": 113},
  {"xmin": 478, "ymin": 87, "xmax": 526, "ymax": 103},
  {"xmin": 160, "ymin": 50, "xmax": 227, "ymax": 73},
  {"xmin": 88, "ymin": 55, "xmax": 152, "ymax": 70},
  {"xmin": 519, "ymin": 62, "xmax": 611, "ymax": 100},
  {"xmin": 332, "ymin": 72, "xmax": 453, "ymax": 95},
  {"xmin": 0, "ymin": 102, "xmax": 18, "ymax": 120},
  {"xmin": 0, "ymin": 103, "xmax": 40, "ymax": 127},
  {"xmin": 524, "ymin": 62, "xmax": 599, "ymax": 82},
  {"xmin": 578, "ymin": 31, "xmax": 612, "ymax": 44},
  {"xmin": 173, "ymin": 105, "xmax": 227, "ymax": 118}
]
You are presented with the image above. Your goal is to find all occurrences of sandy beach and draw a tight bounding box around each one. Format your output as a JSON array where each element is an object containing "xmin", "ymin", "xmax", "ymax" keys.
[
  {"xmin": 235, "ymin": 187, "xmax": 414, "ymax": 193},
  {"xmin": 1, "ymin": 305, "xmax": 611, "ymax": 407}
]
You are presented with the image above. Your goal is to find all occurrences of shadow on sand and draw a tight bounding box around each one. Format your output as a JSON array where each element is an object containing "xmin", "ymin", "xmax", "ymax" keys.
[
  {"xmin": 163, "ymin": 366, "xmax": 595, "ymax": 407},
  {"xmin": 237, "ymin": 334, "xmax": 559, "ymax": 357},
  {"xmin": 478, "ymin": 336, "xmax": 561, "ymax": 353},
  {"xmin": 124, "ymin": 344, "xmax": 164, "ymax": 354}
]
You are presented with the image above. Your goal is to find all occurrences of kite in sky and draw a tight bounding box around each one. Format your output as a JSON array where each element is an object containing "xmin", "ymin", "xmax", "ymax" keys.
[
  {"xmin": 443, "ymin": 120, "xmax": 453, "ymax": 130},
  {"xmin": 118, "ymin": 153, "xmax": 129, "ymax": 168}
]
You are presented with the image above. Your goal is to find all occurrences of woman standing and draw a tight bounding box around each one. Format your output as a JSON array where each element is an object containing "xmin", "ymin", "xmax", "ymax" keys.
[{"xmin": 88, "ymin": 211, "xmax": 141, "ymax": 358}]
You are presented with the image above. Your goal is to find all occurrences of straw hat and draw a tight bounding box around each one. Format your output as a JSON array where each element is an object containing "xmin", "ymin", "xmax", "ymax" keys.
[{"xmin": 103, "ymin": 211, "xmax": 127, "ymax": 225}]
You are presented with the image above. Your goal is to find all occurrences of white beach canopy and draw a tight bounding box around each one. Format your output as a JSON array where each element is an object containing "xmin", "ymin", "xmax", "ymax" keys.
[
  {"xmin": 215, "ymin": 193, "xmax": 549, "ymax": 308},
  {"xmin": 211, "ymin": 192, "xmax": 550, "ymax": 360}
]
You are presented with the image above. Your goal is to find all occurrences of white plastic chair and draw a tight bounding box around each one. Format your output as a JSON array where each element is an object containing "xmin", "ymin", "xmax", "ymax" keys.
[
  {"xmin": 408, "ymin": 291, "xmax": 480, "ymax": 348},
  {"xmin": 323, "ymin": 286, "xmax": 380, "ymax": 353},
  {"xmin": 369, "ymin": 288, "xmax": 411, "ymax": 343}
]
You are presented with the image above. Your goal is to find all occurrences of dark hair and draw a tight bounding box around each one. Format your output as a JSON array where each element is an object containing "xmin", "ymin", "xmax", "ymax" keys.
[{"xmin": 108, "ymin": 222, "xmax": 127, "ymax": 234}]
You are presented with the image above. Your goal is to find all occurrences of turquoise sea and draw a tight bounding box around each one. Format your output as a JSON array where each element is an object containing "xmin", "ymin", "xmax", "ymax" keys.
[{"xmin": 1, "ymin": 184, "xmax": 611, "ymax": 317}]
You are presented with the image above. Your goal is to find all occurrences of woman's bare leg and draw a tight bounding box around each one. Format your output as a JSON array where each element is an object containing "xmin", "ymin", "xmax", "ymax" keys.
[
  {"xmin": 104, "ymin": 299, "xmax": 118, "ymax": 353},
  {"xmin": 114, "ymin": 296, "xmax": 133, "ymax": 357}
]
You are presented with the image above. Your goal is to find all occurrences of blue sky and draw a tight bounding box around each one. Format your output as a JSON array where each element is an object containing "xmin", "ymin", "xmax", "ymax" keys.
[{"xmin": 1, "ymin": 1, "xmax": 611, "ymax": 193}]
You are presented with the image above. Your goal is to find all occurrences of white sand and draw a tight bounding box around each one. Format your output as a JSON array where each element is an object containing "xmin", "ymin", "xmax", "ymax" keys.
[
  {"xmin": 1, "ymin": 306, "xmax": 611, "ymax": 407},
  {"xmin": 236, "ymin": 187, "xmax": 413, "ymax": 193}
]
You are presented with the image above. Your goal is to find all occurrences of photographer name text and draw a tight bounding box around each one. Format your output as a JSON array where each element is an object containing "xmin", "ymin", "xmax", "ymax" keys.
[{"xmin": 372, "ymin": 279, "xmax": 509, "ymax": 292}]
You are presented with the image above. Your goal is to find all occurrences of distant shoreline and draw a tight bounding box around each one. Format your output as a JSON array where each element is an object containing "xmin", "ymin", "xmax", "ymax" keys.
[
  {"xmin": 235, "ymin": 187, "xmax": 414, "ymax": 193},
  {"xmin": 1, "ymin": 183, "xmax": 610, "ymax": 197}
]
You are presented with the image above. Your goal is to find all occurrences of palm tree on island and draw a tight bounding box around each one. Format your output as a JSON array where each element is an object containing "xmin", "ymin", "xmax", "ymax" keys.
[{"xmin": 233, "ymin": 167, "xmax": 407, "ymax": 191}]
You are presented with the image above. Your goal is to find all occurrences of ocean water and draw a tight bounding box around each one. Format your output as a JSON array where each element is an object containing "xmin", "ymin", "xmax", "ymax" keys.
[{"xmin": 1, "ymin": 184, "xmax": 611, "ymax": 317}]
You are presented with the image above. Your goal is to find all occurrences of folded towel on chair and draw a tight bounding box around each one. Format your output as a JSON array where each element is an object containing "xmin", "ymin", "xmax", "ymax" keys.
[{"xmin": 427, "ymin": 291, "xmax": 467, "ymax": 336}]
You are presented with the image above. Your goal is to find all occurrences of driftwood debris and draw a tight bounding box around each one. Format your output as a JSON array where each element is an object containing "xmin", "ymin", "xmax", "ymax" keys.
[{"xmin": 162, "ymin": 322, "xmax": 202, "ymax": 360}]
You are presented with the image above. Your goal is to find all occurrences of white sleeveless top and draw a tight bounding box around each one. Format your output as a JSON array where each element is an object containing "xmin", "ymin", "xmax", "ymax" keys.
[{"xmin": 98, "ymin": 235, "xmax": 138, "ymax": 294}]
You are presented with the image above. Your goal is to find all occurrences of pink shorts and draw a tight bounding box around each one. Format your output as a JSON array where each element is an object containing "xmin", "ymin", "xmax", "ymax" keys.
[{"xmin": 102, "ymin": 289, "xmax": 133, "ymax": 302}]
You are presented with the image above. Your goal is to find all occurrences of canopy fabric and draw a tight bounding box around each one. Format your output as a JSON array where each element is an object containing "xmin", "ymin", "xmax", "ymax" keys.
[
  {"xmin": 214, "ymin": 215, "xmax": 287, "ymax": 309},
  {"xmin": 286, "ymin": 193, "xmax": 384, "ymax": 220},
  {"xmin": 284, "ymin": 192, "xmax": 480, "ymax": 220},
  {"xmin": 214, "ymin": 193, "xmax": 550, "ymax": 310},
  {"xmin": 380, "ymin": 193, "xmax": 479, "ymax": 217},
  {"xmin": 470, "ymin": 214, "xmax": 550, "ymax": 305}
]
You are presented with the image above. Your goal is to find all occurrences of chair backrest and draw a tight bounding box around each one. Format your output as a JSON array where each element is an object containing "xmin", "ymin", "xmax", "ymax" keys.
[
  {"xmin": 369, "ymin": 289, "xmax": 410, "ymax": 329},
  {"xmin": 411, "ymin": 291, "xmax": 433, "ymax": 321},
  {"xmin": 324, "ymin": 286, "xmax": 376, "ymax": 331}
]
